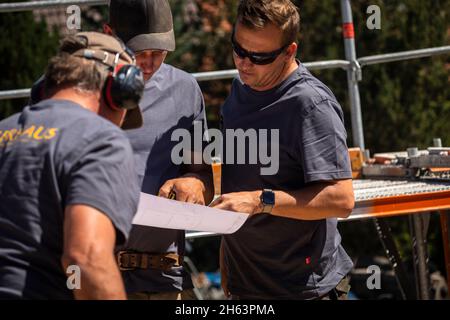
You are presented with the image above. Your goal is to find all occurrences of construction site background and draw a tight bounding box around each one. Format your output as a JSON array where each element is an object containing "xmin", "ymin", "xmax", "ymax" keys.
[{"xmin": 0, "ymin": 0, "xmax": 449, "ymax": 299}]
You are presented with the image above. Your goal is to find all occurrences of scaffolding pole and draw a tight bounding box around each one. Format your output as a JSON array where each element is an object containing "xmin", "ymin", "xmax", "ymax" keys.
[
  {"xmin": 0, "ymin": 0, "xmax": 107, "ymax": 13},
  {"xmin": 340, "ymin": 0, "xmax": 365, "ymax": 150},
  {"xmin": 0, "ymin": 60, "xmax": 350, "ymax": 100},
  {"xmin": 359, "ymin": 46, "xmax": 450, "ymax": 66}
]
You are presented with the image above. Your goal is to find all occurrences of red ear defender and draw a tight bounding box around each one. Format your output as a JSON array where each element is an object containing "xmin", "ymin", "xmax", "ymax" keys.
[
  {"xmin": 103, "ymin": 72, "xmax": 122, "ymax": 111},
  {"xmin": 114, "ymin": 64, "xmax": 125, "ymax": 75},
  {"xmin": 102, "ymin": 64, "xmax": 144, "ymax": 111}
]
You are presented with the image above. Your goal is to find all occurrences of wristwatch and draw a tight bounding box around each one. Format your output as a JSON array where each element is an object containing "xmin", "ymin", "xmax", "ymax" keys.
[{"xmin": 260, "ymin": 189, "xmax": 275, "ymax": 213}]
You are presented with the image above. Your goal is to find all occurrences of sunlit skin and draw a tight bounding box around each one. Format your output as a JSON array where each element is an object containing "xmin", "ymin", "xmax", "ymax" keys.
[
  {"xmin": 135, "ymin": 49, "xmax": 168, "ymax": 81},
  {"xmin": 103, "ymin": 24, "xmax": 167, "ymax": 82},
  {"xmin": 50, "ymin": 88, "xmax": 126, "ymax": 127},
  {"xmin": 233, "ymin": 22, "xmax": 298, "ymax": 91}
]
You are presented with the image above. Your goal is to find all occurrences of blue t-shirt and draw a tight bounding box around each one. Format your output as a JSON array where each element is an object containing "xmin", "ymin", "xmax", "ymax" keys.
[
  {"xmin": 122, "ymin": 63, "xmax": 207, "ymax": 293},
  {"xmin": 221, "ymin": 62, "xmax": 353, "ymax": 299},
  {"xmin": 0, "ymin": 99, "xmax": 139, "ymax": 299}
]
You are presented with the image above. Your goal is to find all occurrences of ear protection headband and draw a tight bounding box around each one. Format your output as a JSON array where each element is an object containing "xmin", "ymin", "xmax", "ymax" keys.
[
  {"xmin": 77, "ymin": 48, "xmax": 144, "ymax": 111},
  {"xmin": 103, "ymin": 64, "xmax": 143, "ymax": 110}
]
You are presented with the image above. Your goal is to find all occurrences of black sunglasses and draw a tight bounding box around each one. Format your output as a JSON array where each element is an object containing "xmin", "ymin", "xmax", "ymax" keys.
[{"xmin": 231, "ymin": 30, "xmax": 289, "ymax": 65}]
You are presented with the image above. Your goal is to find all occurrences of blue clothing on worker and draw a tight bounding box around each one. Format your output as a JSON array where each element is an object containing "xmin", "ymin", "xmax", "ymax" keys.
[
  {"xmin": 121, "ymin": 63, "xmax": 207, "ymax": 293},
  {"xmin": 221, "ymin": 62, "xmax": 354, "ymax": 299},
  {"xmin": 0, "ymin": 100, "xmax": 139, "ymax": 299}
]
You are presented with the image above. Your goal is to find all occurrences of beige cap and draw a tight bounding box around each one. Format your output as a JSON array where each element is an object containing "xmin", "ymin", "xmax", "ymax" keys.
[{"xmin": 72, "ymin": 32, "xmax": 143, "ymax": 130}]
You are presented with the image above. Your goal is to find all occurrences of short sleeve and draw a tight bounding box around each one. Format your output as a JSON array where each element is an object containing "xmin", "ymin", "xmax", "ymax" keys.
[
  {"xmin": 297, "ymin": 99, "xmax": 352, "ymax": 183},
  {"xmin": 64, "ymin": 128, "xmax": 140, "ymax": 245}
]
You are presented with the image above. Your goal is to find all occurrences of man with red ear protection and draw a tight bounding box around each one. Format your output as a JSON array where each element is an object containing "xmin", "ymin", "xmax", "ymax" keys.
[
  {"xmin": 31, "ymin": 32, "xmax": 144, "ymax": 130},
  {"xmin": 0, "ymin": 32, "xmax": 144, "ymax": 299}
]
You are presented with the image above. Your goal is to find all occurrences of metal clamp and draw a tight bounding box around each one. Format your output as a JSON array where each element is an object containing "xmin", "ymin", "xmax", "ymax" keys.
[{"xmin": 351, "ymin": 59, "xmax": 362, "ymax": 82}]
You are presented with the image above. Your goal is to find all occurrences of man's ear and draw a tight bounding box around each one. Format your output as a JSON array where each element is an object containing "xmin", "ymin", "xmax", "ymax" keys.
[
  {"xmin": 103, "ymin": 23, "xmax": 113, "ymax": 35},
  {"xmin": 286, "ymin": 42, "xmax": 298, "ymax": 59}
]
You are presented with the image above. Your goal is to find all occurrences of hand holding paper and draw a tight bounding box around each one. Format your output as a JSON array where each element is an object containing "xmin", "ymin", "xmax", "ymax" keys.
[{"xmin": 132, "ymin": 192, "xmax": 248, "ymax": 234}]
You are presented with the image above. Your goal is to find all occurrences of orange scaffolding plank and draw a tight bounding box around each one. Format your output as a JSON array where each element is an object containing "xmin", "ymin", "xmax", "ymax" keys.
[{"xmin": 349, "ymin": 190, "xmax": 450, "ymax": 220}]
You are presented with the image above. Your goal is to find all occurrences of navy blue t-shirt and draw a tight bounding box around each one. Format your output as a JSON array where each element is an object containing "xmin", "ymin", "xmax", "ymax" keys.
[
  {"xmin": 221, "ymin": 62, "xmax": 354, "ymax": 299},
  {"xmin": 0, "ymin": 99, "xmax": 139, "ymax": 299},
  {"xmin": 122, "ymin": 63, "xmax": 207, "ymax": 293}
]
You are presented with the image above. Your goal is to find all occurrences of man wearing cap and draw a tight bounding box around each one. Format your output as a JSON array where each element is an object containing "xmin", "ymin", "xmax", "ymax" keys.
[
  {"xmin": 0, "ymin": 32, "xmax": 144, "ymax": 299},
  {"xmin": 105, "ymin": 0, "xmax": 212, "ymax": 300}
]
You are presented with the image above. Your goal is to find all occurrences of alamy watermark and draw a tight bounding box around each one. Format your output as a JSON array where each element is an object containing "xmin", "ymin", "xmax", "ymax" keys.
[
  {"xmin": 64, "ymin": 4, "xmax": 381, "ymax": 34},
  {"xmin": 66, "ymin": 265, "xmax": 81, "ymax": 290},
  {"xmin": 366, "ymin": 5, "xmax": 381, "ymax": 30},
  {"xmin": 366, "ymin": 265, "xmax": 381, "ymax": 290},
  {"xmin": 171, "ymin": 121, "xmax": 280, "ymax": 176},
  {"xmin": 66, "ymin": 5, "xmax": 81, "ymax": 30}
]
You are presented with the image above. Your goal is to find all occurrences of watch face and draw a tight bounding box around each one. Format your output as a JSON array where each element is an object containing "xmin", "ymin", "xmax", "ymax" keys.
[{"xmin": 262, "ymin": 190, "xmax": 275, "ymax": 205}]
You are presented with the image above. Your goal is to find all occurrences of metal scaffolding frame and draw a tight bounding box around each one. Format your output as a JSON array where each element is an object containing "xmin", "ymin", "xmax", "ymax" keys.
[
  {"xmin": 0, "ymin": 0, "xmax": 108, "ymax": 12},
  {"xmin": 1, "ymin": 1, "xmax": 449, "ymax": 147},
  {"xmin": 1, "ymin": 0, "xmax": 450, "ymax": 300}
]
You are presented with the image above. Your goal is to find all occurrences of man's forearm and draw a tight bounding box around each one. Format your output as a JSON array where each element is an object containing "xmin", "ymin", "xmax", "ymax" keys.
[
  {"xmin": 211, "ymin": 179, "xmax": 354, "ymax": 220},
  {"xmin": 270, "ymin": 179, "xmax": 354, "ymax": 220}
]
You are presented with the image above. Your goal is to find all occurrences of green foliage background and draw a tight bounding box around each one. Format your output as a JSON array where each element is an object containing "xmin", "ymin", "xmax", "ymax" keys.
[
  {"xmin": 0, "ymin": 0, "xmax": 59, "ymax": 120},
  {"xmin": 0, "ymin": 0, "xmax": 449, "ymax": 287}
]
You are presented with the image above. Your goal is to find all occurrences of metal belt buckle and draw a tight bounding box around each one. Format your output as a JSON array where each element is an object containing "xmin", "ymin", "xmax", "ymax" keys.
[
  {"xmin": 160, "ymin": 255, "xmax": 178, "ymax": 271},
  {"xmin": 117, "ymin": 251, "xmax": 136, "ymax": 271}
]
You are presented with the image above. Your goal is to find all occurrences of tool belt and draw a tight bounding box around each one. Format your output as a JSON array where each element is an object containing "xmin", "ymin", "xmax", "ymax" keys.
[{"xmin": 117, "ymin": 251, "xmax": 182, "ymax": 271}]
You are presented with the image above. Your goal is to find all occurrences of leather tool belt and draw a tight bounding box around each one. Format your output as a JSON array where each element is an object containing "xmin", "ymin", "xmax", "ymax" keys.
[{"xmin": 117, "ymin": 251, "xmax": 182, "ymax": 272}]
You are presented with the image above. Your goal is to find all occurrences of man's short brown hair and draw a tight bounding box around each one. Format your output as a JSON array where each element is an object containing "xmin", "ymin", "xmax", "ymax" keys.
[
  {"xmin": 44, "ymin": 35, "xmax": 109, "ymax": 96},
  {"xmin": 237, "ymin": 0, "xmax": 300, "ymax": 46}
]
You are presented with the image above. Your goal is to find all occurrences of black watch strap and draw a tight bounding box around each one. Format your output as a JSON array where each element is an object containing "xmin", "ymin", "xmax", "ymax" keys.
[{"xmin": 261, "ymin": 189, "xmax": 275, "ymax": 213}]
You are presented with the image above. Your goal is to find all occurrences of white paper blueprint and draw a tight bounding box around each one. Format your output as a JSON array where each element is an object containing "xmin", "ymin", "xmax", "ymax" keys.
[{"xmin": 132, "ymin": 193, "xmax": 249, "ymax": 234}]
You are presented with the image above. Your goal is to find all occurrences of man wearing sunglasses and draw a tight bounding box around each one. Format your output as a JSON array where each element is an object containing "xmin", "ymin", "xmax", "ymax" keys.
[{"xmin": 210, "ymin": 0, "xmax": 355, "ymax": 300}]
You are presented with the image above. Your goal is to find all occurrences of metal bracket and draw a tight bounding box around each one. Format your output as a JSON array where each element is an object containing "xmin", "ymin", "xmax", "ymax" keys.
[{"xmin": 351, "ymin": 59, "xmax": 362, "ymax": 82}]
